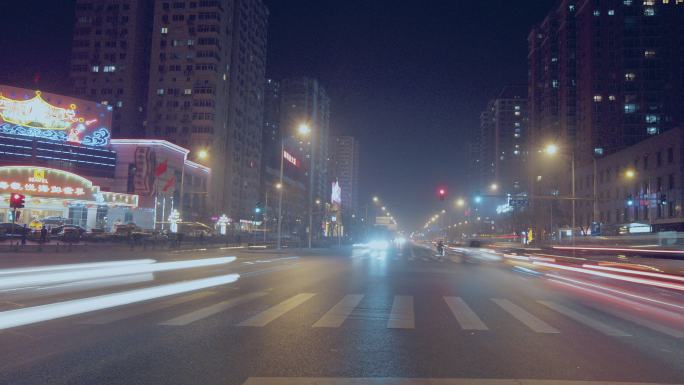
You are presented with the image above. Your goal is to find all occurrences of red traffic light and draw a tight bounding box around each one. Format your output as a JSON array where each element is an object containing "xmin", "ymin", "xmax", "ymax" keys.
[
  {"xmin": 438, "ymin": 188, "xmax": 447, "ymax": 201},
  {"xmin": 10, "ymin": 193, "xmax": 25, "ymax": 209}
]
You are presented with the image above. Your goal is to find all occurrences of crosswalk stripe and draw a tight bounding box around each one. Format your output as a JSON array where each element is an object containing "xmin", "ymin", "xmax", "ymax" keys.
[
  {"xmin": 159, "ymin": 292, "xmax": 268, "ymax": 326},
  {"xmin": 537, "ymin": 300, "xmax": 631, "ymax": 337},
  {"xmin": 79, "ymin": 291, "xmax": 215, "ymax": 325},
  {"xmin": 387, "ymin": 295, "xmax": 414, "ymax": 329},
  {"xmin": 312, "ymin": 294, "xmax": 364, "ymax": 328},
  {"xmin": 444, "ymin": 297, "xmax": 488, "ymax": 330},
  {"xmin": 491, "ymin": 298, "xmax": 559, "ymax": 333},
  {"xmin": 238, "ymin": 293, "xmax": 316, "ymax": 327}
]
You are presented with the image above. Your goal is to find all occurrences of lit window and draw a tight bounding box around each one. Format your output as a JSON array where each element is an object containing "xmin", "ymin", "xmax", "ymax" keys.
[
  {"xmin": 514, "ymin": 122, "xmax": 521, "ymax": 127},
  {"xmin": 514, "ymin": 111, "xmax": 521, "ymax": 116},
  {"xmin": 593, "ymin": 9, "xmax": 600, "ymax": 16},
  {"xmin": 183, "ymin": 88, "xmax": 192, "ymax": 95},
  {"xmin": 623, "ymin": 0, "xmax": 632, "ymax": 4},
  {"xmin": 514, "ymin": 105, "xmax": 520, "ymax": 111},
  {"xmin": 552, "ymin": 79, "xmax": 559, "ymax": 88},
  {"xmin": 644, "ymin": 8, "xmax": 655, "ymax": 16},
  {"xmin": 647, "ymin": 127, "xmax": 659, "ymax": 135},
  {"xmin": 116, "ymin": 101, "xmax": 123, "ymax": 107},
  {"xmin": 608, "ymin": 9, "xmax": 615, "ymax": 15},
  {"xmin": 625, "ymin": 72, "xmax": 636, "ymax": 81},
  {"xmin": 514, "ymin": 133, "xmax": 521, "ymax": 138},
  {"xmin": 569, "ymin": 4, "xmax": 575, "ymax": 11},
  {"xmin": 644, "ymin": 50, "xmax": 655, "ymax": 58},
  {"xmin": 624, "ymin": 103, "xmax": 637, "ymax": 113},
  {"xmin": 513, "ymin": 150, "xmax": 520, "ymax": 155},
  {"xmin": 91, "ymin": 66, "xmax": 99, "ymax": 72},
  {"xmin": 187, "ymin": 39, "xmax": 194, "ymax": 46},
  {"xmin": 161, "ymin": 27, "xmax": 168, "ymax": 34},
  {"xmin": 608, "ymin": 95, "xmax": 616, "ymax": 101},
  {"xmin": 593, "ymin": 95, "xmax": 603, "ymax": 102},
  {"xmin": 101, "ymin": 100, "xmax": 109, "ymax": 105},
  {"xmin": 645, "ymin": 114, "xmax": 659, "ymax": 123},
  {"xmin": 157, "ymin": 88, "xmax": 165, "ymax": 95},
  {"xmin": 103, "ymin": 65, "xmax": 116, "ymax": 72},
  {"xmin": 594, "ymin": 148, "xmax": 604, "ymax": 155}
]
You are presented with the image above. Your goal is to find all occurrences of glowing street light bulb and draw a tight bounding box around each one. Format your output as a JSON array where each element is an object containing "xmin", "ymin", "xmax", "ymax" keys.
[
  {"xmin": 490, "ymin": 183, "xmax": 498, "ymax": 191},
  {"xmin": 197, "ymin": 149, "xmax": 209, "ymax": 160},
  {"xmin": 544, "ymin": 143, "xmax": 559, "ymax": 155},
  {"xmin": 275, "ymin": 183, "xmax": 282, "ymax": 189},
  {"xmin": 456, "ymin": 198, "xmax": 465, "ymax": 207},
  {"xmin": 373, "ymin": 196, "xmax": 379, "ymax": 203},
  {"xmin": 381, "ymin": 206, "xmax": 386, "ymax": 211},
  {"xmin": 298, "ymin": 123, "xmax": 311, "ymax": 136},
  {"xmin": 625, "ymin": 169, "xmax": 636, "ymax": 179}
]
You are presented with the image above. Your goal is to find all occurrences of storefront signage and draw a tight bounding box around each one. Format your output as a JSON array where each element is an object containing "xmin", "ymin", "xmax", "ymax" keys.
[
  {"xmin": 0, "ymin": 86, "xmax": 112, "ymax": 147},
  {"xmin": 0, "ymin": 166, "xmax": 96, "ymax": 201},
  {"xmin": 283, "ymin": 150, "xmax": 299, "ymax": 167}
]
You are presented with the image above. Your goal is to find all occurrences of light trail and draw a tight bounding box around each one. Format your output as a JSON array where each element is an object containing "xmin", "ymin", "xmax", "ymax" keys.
[
  {"xmin": 582, "ymin": 264, "xmax": 684, "ymax": 282},
  {"xmin": 533, "ymin": 261, "xmax": 684, "ymax": 292},
  {"xmin": 0, "ymin": 274, "xmax": 239, "ymax": 330},
  {"xmin": 0, "ymin": 257, "xmax": 236, "ymax": 291},
  {"xmin": 0, "ymin": 259, "xmax": 156, "ymax": 277},
  {"xmin": 552, "ymin": 245, "xmax": 684, "ymax": 255}
]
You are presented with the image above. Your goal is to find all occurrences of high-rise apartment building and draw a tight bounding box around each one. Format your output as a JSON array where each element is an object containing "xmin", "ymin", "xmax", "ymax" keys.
[
  {"xmin": 331, "ymin": 136, "xmax": 360, "ymax": 216},
  {"xmin": 479, "ymin": 86, "xmax": 528, "ymax": 194},
  {"xmin": 70, "ymin": 0, "xmax": 154, "ymax": 138},
  {"xmin": 528, "ymin": 0, "xmax": 684, "ymax": 235},
  {"xmin": 279, "ymin": 77, "xmax": 331, "ymax": 205},
  {"xmin": 145, "ymin": 0, "xmax": 268, "ymax": 217},
  {"xmin": 261, "ymin": 79, "xmax": 280, "ymax": 173}
]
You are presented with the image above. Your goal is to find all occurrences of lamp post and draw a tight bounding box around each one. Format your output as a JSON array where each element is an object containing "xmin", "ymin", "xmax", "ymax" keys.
[
  {"xmin": 544, "ymin": 143, "xmax": 576, "ymax": 235},
  {"xmin": 276, "ymin": 123, "xmax": 311, "ymax": 250}
]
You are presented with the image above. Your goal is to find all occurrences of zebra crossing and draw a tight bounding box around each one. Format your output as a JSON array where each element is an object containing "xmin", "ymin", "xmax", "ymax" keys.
[{"xmin": 73, "ymin": 289, "xmax": 683, "ymax": 339}]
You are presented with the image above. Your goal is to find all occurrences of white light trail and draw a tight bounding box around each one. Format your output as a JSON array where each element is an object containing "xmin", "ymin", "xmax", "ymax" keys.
[
  {"xmin": 0, "ymin": 274, "xmax": 240, "ymax": 330},
  {"xmin": 533, "ymin": 261, "xmax": 684, "ymax": 292},
  {"xmin": 0, "ymin": 259, "xmax": 156, "ymax": 276},
  {"xmin": 583, "ymin": 264, "xmax": 684, "ymax": 282},
  {"xmin": 0, "ymin": 257, "xmax": 236, "ymax": 291}
]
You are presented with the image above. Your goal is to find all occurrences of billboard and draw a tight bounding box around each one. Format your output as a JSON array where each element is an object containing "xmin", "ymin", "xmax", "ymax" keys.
[
  {"xmin": 0, "ymin": 85, "xmax": 112, "ymax": 147},
  {"xmin": 331, "ymin": 179, "xmax": 341, "ymax": 210}
]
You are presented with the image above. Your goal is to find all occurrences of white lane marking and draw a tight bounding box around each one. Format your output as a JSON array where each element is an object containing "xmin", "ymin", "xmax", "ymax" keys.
[
  {"xmin": 537, "ymin": 300, "xmax": 631, "ymax": 337},
  {"xmin": 491, "ymin": 298, "xmax": 560, "ymax": 333},
  {"xmin": 238, "ymin": 293, "xmax": 316, "ymax": 327},
  {"xmin": 312, "ymin": 294, "xmax": 364, "ymax": 328},
  {"xmin": 0, "ymin": 274, "xmax": 239, "ymax": 330},
  {"xmin": 80, "ymin": 291, "xmax": 215, "ymax": 325},
  {"xmin": 444, "ymin": 297, "xmax": 488, "ymax": 330},
  {"xmin": 159, "ymin": 292, "xmax": 268, "ymax": 326},
  {"xmin": 241, "ymin": 377, "xmax": 678, "ymax": 385},
  {"xmin": 387, "ymin": 295, "xmax": 414, "ymax": 329}
]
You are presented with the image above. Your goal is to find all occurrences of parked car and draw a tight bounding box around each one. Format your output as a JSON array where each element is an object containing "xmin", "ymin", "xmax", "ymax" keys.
[
  {"xmin": 179, "ymin": 222, "xmax": 216, "ymax": 237},
  {"xmin": 50, "ymin": 225, "xmax": 86, "ymax": 241},
  {"xmin": 0, "ymin": 222, "xmax": 27, "ymax": 238}
]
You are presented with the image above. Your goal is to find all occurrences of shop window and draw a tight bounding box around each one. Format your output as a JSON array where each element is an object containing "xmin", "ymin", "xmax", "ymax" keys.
[{"xmin": 68, "ymin": 205, "xmax": 88, "ymax": 228}]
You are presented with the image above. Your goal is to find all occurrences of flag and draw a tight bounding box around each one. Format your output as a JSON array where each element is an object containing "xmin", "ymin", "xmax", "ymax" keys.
[
  {"xmin": 155, "ymin": 159, "xmax": 168, "ymax": 176},
  {"xmin": 162, "ymin": 176, "xmax": 176, "ymax": 192}
]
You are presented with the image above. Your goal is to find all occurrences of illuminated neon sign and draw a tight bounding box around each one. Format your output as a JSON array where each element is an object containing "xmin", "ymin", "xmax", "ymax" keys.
[
  {"xmin": 283, "ymin": 150, "xmax": 299, "ymax": 167},
  {"xmin": 0, "ymin": 166, "xmax": 96, "ymax": 200},
  {"xmin": 0, "ymin": 86, "xmax": 111, "ymax": 147}
]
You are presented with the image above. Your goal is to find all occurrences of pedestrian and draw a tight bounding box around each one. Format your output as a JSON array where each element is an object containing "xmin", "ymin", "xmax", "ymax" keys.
[
  {"xmin": 45, "ymin": 225, "xmax": 50, "ymax": 243},
  {"xmin": 40, "ymin": 226, "xmax": 47, "ymax": 244},
  {"xmin": 21, "ymin": 224, "xmax": 28, "ymax": 245}
]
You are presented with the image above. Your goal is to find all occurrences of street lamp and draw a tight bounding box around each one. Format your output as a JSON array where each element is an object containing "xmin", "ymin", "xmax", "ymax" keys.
[
  {"xmin": 373, "ymin": 196, "xmax": 379, "ymax": 203},
  {"xmin": 490, "ymin": 183, "xmax": 498, "ymax": 191},
  {"xmin": 456, "ymin": 198, "xmax": 465, "ymax": 208},
  {"xmin": 625, "ymin": 169, "xmax": 636, "ymax": 179},
  {"xmin": 197, "ymin": 149, "xmax": 209, "ymax": 160},
  {"xmin": 381, "ymin": 206, "xmax": 386, "ymax": 211},
  {"xmin": 277, "ymin": 121, "xmax": 312, "ymax": 250},
  {"xmin": 544, "ymin": 142, "xmax": 576, "ymax": 233}
]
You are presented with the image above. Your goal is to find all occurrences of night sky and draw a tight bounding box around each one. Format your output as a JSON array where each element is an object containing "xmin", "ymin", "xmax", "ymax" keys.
[{"xmin": 0, "ymin": 0, "xmax": 554, "ymax": 230}]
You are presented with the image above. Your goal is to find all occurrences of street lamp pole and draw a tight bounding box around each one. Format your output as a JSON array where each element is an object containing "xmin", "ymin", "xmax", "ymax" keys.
[
  {"xmin": 307, "ymin": 133, "xmax": 315, "ymax": 249},
  {"xmin": 571, "ymin": 151, "xmax": 576, "ymax": 232},
  {"xmin": 276, "ymin": 138, "xmax": 284, "ymax": 250}
]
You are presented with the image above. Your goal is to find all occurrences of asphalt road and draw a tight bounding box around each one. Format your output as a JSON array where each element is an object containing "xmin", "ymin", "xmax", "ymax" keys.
[{"xmin": 0, "ymin": 243, "xmax": 683, "ymax": 385}]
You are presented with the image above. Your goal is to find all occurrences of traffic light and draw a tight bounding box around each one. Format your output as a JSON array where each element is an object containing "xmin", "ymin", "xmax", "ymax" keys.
[
  {"xmin": 9, "ymin": 193, "xmax": 25, "ymax": 209},
  {"xmin": 474, "ymin": 191, "xmax": 483, "ymax": 204},
  {"xmin": 438, "ymin": 188, "xmax": 446, "ymax": 201},
  {"xmin": 626, "ymin": 194, "xmax": 634, "ymax": 206},
  {"xmin": 660, "ymin": 194, "xmax": 667, "ymax": 205}
]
